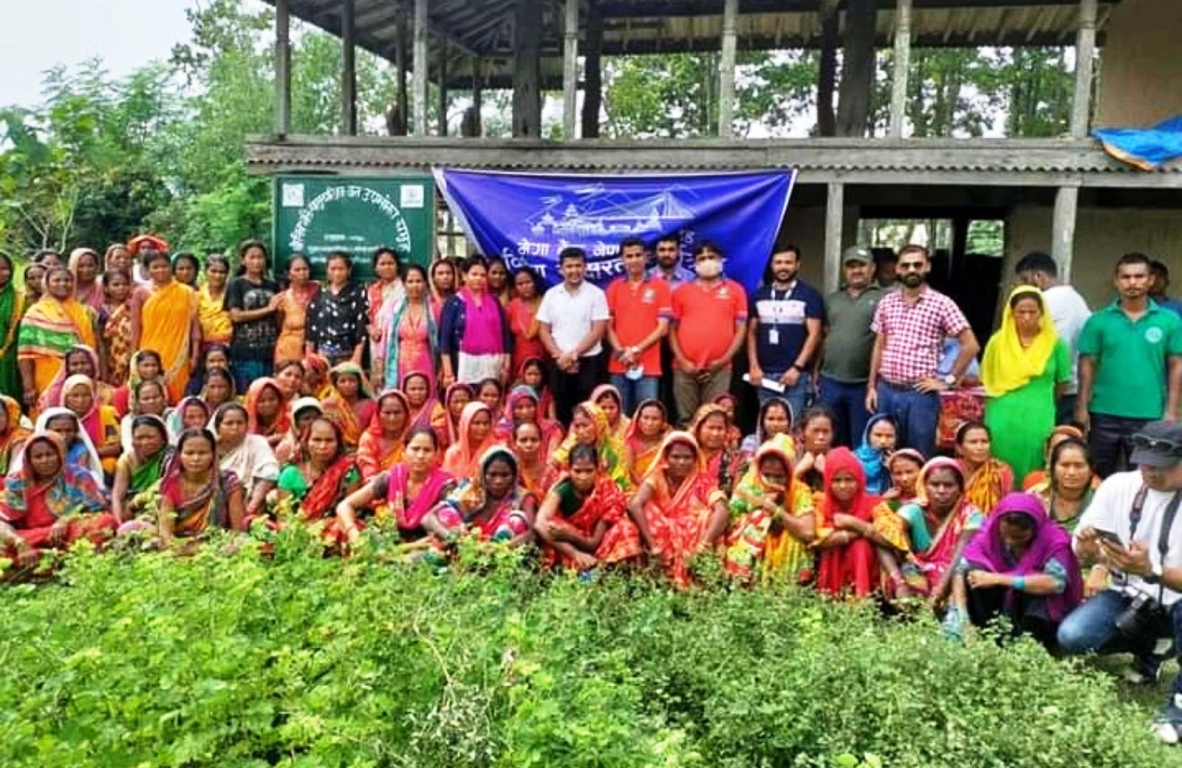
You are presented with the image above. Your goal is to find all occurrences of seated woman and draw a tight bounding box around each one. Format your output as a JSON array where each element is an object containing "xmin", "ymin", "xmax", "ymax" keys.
[
  {"xmin": 738, "ymin": 397, "xmax": 794, "ymax": 473},
  {"xmin": 60, "ymin": 374, "xmax": 121, "ymax": 477},
  {"xmin": 607, "ymin": 432, "xmax": 729, "ymax": 587},
  {"xmin": 793, "ymin": 406, "xmax": 836, "ymax": 494},
  {"xmin": 274, "ymin": 397, "xmax": 323, "ymax": 465},
  {"xmin": 166, "ymin": 396, "xmax": 211, "ymax": 444},
  {"xmin": 494, "ymin": 385, "xmax": 563, "ymax": 455},
  {"xmin": 623, "ymin": 399, "xmax": 670, "ymax": 485},
  {"xmin": 443, "ymin": 382, "xmax": 474, "ymax": 447},
  {"xmin": 28, "ymin": 408, "xmax": 105, "ymax": 486},
  {"xmin": 185, "ymin": 343, "xmax": 231, "ymax": 398},
  {"xmin": 357, "ymin": 390, "xmax": 412, "ymax": 479},
  {"xmin": 956, "ymin": 421, "xmax": 1015, "ymax": 515},
  {"xmin": 887, "ymin": 457, "xmax": 985, "ymax": 610},
  {"xmin": 0, "ymin": 431, "xmax": 114, "ymax": 568},
  {"xmin": 336, "ymin": 427, "xmax": 455, "ymax": 545},
  {"xmin": 111, "ymin": 415, "xmax": 171, "ymax": 524},
  {"xmin": 534, "ymin": 444, "xmax": 631, "ymax": 572},
  {"xmin": 200, "ymin": 368, "xmax": 236, "ymax": 412},
  {"xmin": 402, "ymin": 371, "xmax": 448, "ymax": 445},
  {"xmin": 724, "ymin": 433, "xmax": 817, "ymax": 585},
  {"xmin": 880, "ymin": 448, "xmax": 926, "ymax": 509},
  {"xmin": 112, "ymin": 350, "xmax": 164, "ymax": 416},
  {"xmin": 157, "ymin": 428, "xmax": 245, "ymax": 548},
  {"xmin": 119, "ymin": 378, "xmax": 171, "ymax": 454},
  {"xmin": 853, "ymin": 414, "xmax": 898, "ymax": 495},
  {"xmin": 321, "ymin": 363, "xmax": 375, "ymax": 451},
  {"xmin": 511, "ymin": 421, "xmax": 547, "ymax": 497},
  {"xmin": 40, "ymin": 344, "xmax": 116, "ymax": 415},
  {"xmin": 475, "ymin": 377, "xmax": 504, "ymax": 415},
  {"xmin": 0, "ymin": 394, "xmax": 31, "ymax": 476},
  {"xmin": 691, "ymin": 403, "xmax": 741, "ymax": 496},
  {"xmin": 1021, "ymin": 424, "xmax": 1088, "ymax": 491},
  {"xmin": 591, "ymin": 384, "xmax": 630, "ymax": 441},
  {"xmin": 711, "ymin": 393, "xmax": 744, "ymax": 451},
  {"xmin": 302, "ymin": 353, "xmax": 333, "ymax": 400},
  {"xmin": 424, "ymin": 446, "xmax": 537, "ymax": 549},
  {"xmin": 813, "ymin": 446, "xmax": 911, "ymax": 598},
  {"xmin": 271, "ymin": 417, "xmax": 363, "ymax": 543},
  {"xmin": 1027, "ymin": 437, "xmax": 1098, "ymax": 533},
  {"xmin": 517, "ymin": 357, "xmax": 556, "ymax": 422},
  {"xmin": 443, "ymin": 401, "xmax": 497, "ymax": 479},
  {"xmin": 545, "ymin": 402, "xmax": 631, "ymax": 491},
  {"xmin": 947, "ymin": 492, "xmax": 1083, "ymax": 646},
  {"xmin": 214, "ymin": 403, "xmax": 279, "ymax": 522},
  {"xmin": 244, "ymin": 378, "xmax": 290, "ymax": 450}
]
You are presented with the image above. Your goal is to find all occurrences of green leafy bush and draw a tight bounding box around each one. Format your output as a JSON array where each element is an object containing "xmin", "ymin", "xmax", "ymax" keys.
[{"xmin": 0, "ymin": 530, "xmax": 1178, "ymax": 768}]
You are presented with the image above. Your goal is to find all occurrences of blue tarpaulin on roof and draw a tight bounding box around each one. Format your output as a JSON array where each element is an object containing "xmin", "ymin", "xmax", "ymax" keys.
[{"xmin": 1093, "ymin": 115, "xmax": 1182, "ymax": 171}]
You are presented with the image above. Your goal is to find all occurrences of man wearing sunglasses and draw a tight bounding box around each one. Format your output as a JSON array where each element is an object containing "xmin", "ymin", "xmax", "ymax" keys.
[{"xmin": 1058, "ymin": 420, "xmax": 1182, "ymax": 744}]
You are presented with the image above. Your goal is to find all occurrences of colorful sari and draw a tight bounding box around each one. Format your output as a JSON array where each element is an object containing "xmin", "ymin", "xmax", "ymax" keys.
[
  {"xmin": 0, "ymin": 395, "xmax": 30, "ymax": 475},
  {"xmin": 41, "ymin": 345, "xmax": 116, "ymax": 414},
  {"xmin": 244, "ymin": 378, "xmax": 291, "ymax": 441},
  {"xmin": 443, "ymin": 402, "xmax": 497, "ymax": 478},
  {"xmin": 382, "ymin": 464, "xmax": 453, "ymax": 541},
  {"xmin": 61, "ymin": 375, "xmax": 120, "ymax": 475},
  {"xmin": 853, "ymin": 414, "xmax": 896, "ymax": 496},
  {"xmin": 165, "ymin": 397, "xmax": 212, "ymax": 444},
  {"xmin": 18, "ymin": 292, "xmax": 97, "ymax": 394},
  {"xmin": 434, "ymin": 446, "xmax": 535, "ymax": 543},
  {"xmin": 101, "ymin": 301, "xmax": 132, "ymax": 388},
  {"xmin": 114, "ymin": 415, "xmax": 172, "ymax": 521},
  {"xmin": 403, "ymin": 372, "xmax": 449, "ymax": 444},
  {"xmin": 140, "ymin": 281, "xmax": 198, "ymax": 403},
  {"xmin": 494, "ymin": 385, "xmax": 564, "ymax": 454},
  {"xmin": 275, "ymin": 283, "xmax": 318, "ymax": 363},
  {"xmin": 17, "ymin": 408, "xmax": 105, "ymax": 487},
  {"xmin": 546, "ymin": 402, "xmax": 631, "ymax": 491},
  {"xmin": 159, "ymin": 453, "xmax": 240, "ymax": 538},
  {"xmin": 367, "ymin": 277, "xmax": 405, "ymax": 382},
  {"xmin": 541, "ymin": 473, "xmax": 630, "ymax": 570},
  {"xmin": 68, "ymin": 248, "xmax": 105, "ymax": 313},
  {"xmin": 277, "ymin": 455, "xmax": 362, "ymax": 524},
  {"xmin": 896, "ymin": 458, "xmax": 985, "ymax": 595},
  {"xmin": 737, "ymin": 396, "xmax": 797, "ymax": 475},
  {"xmin": 961, "ymin": 457, "xmax": 1014, "ymax": 517},
  {"xmin": 601, "ymin": 432, "xmax": 727, "ymax": 587},
  {"xmin": 273, "ymin": 397, "xmax": 322, "ymax": 465},
  {"xmin": 0, "ymin": 432, "xmax": 114, "ymax": 558},
  {"xmin": 0, "ymin": 253, "xmax": 27, "ymax": 402},
  {"xmin": 303, "ymin": 353, "xmax": 333, "ymax": 400},
  {"xmin": 692, "ymin": 403, "xmax": 740, "ymax": 496},
  {"xmin": 357, "ymin": 390, "xmax": 412, "ymax": 479},
  {"xmin": 590, "ymin": 384, "xmax": 630, "ymax": 441},
  {"xmin": 1028, "ymin": 478, "xmax": 1098, "ymax": 534},
  {"xmin": 384, "ymin": 293, "xmax": 438, "ymax": 391},
  {"xmin": 321, "ymin": 362, "xmax": 375, "ymax": 449},
  {"xmin": 443, "ymin": 383, "xmax": 475, "ymax": 447},
  {"xmin": 724, "ymin": 433, "xmax": 817, "ymax": 585},
  {"xmin": 623, "ymin": 398, "xmax": 670, "ymax": 485}
]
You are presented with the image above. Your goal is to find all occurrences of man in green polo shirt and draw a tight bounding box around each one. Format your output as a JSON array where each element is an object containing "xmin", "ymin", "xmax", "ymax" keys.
[{"xmin": 1076, "ymin": 252, "xmax": 1182, "ymax": 477}]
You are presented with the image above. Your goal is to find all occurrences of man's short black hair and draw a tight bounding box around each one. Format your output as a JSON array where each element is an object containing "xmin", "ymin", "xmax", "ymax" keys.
[
  {"xmin": 1116, "ymin": 252, "xmax": 1151, "ymax": 273},
  {"xmin": 654, "ymin": 234, "xmax": 680, "ymax": 249},
  {"xmin": 559, "ymin": 247, "xmax": 587, "ymax": 265},
  {"xmin": 1014, "ymin": 251, "xmax": 1058, "ymax": 278},
  {"xmin": 692, "ymin": 241, "xmax": 723, "ymax": 258},
  {"xmin": 618, "ymin": 236, "xmax": 646, "ymax": 252},
  {"xmin": 1151, "ymin": 259, "xmax": 1170, "ymax": 279}
]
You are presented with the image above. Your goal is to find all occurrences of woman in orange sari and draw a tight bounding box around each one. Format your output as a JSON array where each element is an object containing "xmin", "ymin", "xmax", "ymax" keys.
[
  {"xmin": 403, "ymin": 371, "xmax": 449, "ymax": 445},
  {"xmin": 0, "ymin": 395, "xmax": 31, "ymax": 475},
  {"xmin": 274, "ymin": 254, "xmax": 318, "ymax": 364},
  {"xmin": 591, "ymin": 384, "xmax": 630, "ymax": 441},
  {"xmin": 623, "ymin": 399, "xmax": 670, "ymax": 485},
  {"xmin": 244, "ymin": 378, "xmax": 291, "ymax": 449},
  {"xmin": 357, "ymin": 390, "xmax": 412, "ymax": 479},
  {"xmin": 691, "ymin": 403, "xmax": 741, "ymax": 497},
  {"xmin": 131, "ymin": 250, "xmax": 201, "ymax": 403},
  {"xmin": 18, "ymin": 267, "xmax": 98, "ymax": 413},
  {"xmin": 100, "ymin": 269, "xmax": 133, "ymax": 388},
  {"xmin": 442, "ymin": 402, "xmax": 496, "ymax": 478},
  {"xmin": 606, "ymin": 431, "xmax": 730, "ymax": 587},
  {"xmin": 955, "ymin": 421, "xmax": 1014, "ymax": 516},
  {"xmin": 320, "ymin": 363, "xmax": 375, "ymax": 451}
]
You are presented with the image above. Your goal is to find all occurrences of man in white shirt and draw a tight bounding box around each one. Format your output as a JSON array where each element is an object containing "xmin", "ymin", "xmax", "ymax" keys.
[
  {"xmin": 1057, "ymin": 421, "xmax": 1182, "ymax": 744},
  {"xmin": 538, "ymin": 247, "xmax": 610, "ymax": 426},
  {"xmin": 1015, "ymin": 251, "xmax": 1091, "ymax": 425}
]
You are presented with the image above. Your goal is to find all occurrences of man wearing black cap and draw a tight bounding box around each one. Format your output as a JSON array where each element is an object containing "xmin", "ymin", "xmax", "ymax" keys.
[{"xmin": 1058, "ymin": 420, "xmax": 1182, "ymax": 744}]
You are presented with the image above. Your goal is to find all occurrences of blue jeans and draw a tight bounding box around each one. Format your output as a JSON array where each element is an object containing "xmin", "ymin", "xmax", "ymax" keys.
[
  {"xmin": 1058, "ymin": 589, "xmax": 1182, "ymax": 723},
  {"xmin": 758, "ymin": 370, "xmax": 812, "ymax": 425},
  {"xmin": 819, "ymin": 376, "xmax": 871, "ymax": 448},
  {"xmin": 875, "ymin": 382, "xmax": 939, "ymax": 458},
  {"xmin": 232, "ymin": 358, "xmax": 272, "ymax": 395},
  {"xmin": 610, "ymin": 374, "xmax": 660, "ymax": 417}
]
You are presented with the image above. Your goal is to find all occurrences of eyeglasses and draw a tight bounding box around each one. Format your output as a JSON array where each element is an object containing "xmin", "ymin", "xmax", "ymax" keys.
[
  {"xmin": 897, "ymin": 262, "xmax": 925, "ymax": 272},
  {"xmin": 1131, "ymin": 434, "xmax": 1182, "ymax": 457}
]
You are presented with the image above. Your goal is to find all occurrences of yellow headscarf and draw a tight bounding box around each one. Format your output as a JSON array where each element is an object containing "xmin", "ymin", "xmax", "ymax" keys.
[{"xmin": 980, "ymin": 286, "xmax": 1059, "ymax": 397}]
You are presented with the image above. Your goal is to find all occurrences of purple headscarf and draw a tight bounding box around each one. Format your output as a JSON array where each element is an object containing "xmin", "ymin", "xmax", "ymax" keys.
[{"xmin": 961, "ymin": 492, "xmax": 1083, "ymax": 622}]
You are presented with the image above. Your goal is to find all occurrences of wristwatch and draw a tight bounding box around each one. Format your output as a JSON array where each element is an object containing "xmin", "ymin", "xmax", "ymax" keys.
[
  {"xmin": 1144, "ymin": 562, "xmax": 1164, "ymax": 584},
  {"xmin": 942, "ymin": 374, "xmax": 957, "ymax": 387}
]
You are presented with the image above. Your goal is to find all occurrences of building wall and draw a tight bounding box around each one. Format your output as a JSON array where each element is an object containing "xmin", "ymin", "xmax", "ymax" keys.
[{"xmin": 1096, "ymin": 0, "xmax": 1182, "ymax": 127}]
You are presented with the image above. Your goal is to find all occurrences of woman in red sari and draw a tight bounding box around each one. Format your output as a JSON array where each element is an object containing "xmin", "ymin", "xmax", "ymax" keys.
[
  {"xmin": 0, "ymin": 431, "xmax": 114, "ymax": 567},
  {"xmin": 357, "ymin": 390, "xmax": 411, "ymax": 479},
  {"xmin": 691, "ymin": 403, "xmax": 741, "ymax": 497},
  {"xmin": 158, "ymin": 429, "xmax": 245, "ymax": 548},
  {"xmin": 535, "ymin": 443, "xmax": 632, "ymax": 571},
  {"xmin": 402, "ymin": 371, "xmax": 449, "ymax": 444},
  {"xmin": 506, "ymin": 267, "xmax": 545, "ymax": 377},
  {"xmin": 606, "ymin": 432, "xmax": 730, "ymax": 587},
  {"xmin": 442, "ymin": 401, "xmax": 496, "ymax": 478},
  {"xmin": 271, "ymin": 417, "xmax": 363, "ymax": 545},
  {"xmin": 424, "ymin": 446, "xmax": 536, "ymax": 549},
  {"xmin": 244, "ymin": 378, "xmax": 291, "ymax": 450}
]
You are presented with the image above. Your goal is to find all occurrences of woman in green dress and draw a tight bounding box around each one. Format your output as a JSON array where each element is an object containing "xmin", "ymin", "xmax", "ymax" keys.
[
  {"xmin": 981, "ymin": 286, "xmax": 1071, "ymax": 485},
  {"xmin": 0, "ymin": 252, "xmax": 28, "ymax": 402}
]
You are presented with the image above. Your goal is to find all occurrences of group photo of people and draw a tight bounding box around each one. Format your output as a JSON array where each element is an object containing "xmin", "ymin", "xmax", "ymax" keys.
[{"xmin": 0, "ymin": 232, "xmax": 1180, "ymax": 741}]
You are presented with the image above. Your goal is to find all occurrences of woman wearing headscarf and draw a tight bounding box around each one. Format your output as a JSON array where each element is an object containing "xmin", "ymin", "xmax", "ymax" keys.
[
  {"xmin": 545, "ymin": 401, "xmax": 630, "ymax": 491},
  {"xmin": 39, "ymin": 344, "xmax": 116, "ymax": 416},
  {"xmin": 18, "ymin": 266, "xmax": 98, "ymax": 413},
  {"xmin": 68, "ymin": 247, "xmax": 104, "ymax": 313},
  {"xmin": 271, "ymin": 417, "xmax": 362, "ymax": 544},
  {"xmin": 23, "ymin": 407, "xmax": 105, "ymax": 487},
  {"xmin": 59, "ymin": 374, "xmax": 121, "ymax": 477},
  {"xmin": 591, "ymin": 384, "xmax": 630, "ymax": 441},
  {"xmin": 691, "ymin": 403, "xmax": 741, "ymax": 497},
  {"xmin": 357, "ymin": 390, "xmax": 412, "ymax": 479},
  {"xmin": 0, "ymin": 252, "xmax": 28, "ymax": 403},
  {"xmin": 126, "ymin": 234, "xmax": 169, "ymax": 287},
  {"xmin": 442, "ymin": 401, "xmax": 497, "ymax": 478},
  {"xmin": 947, "ymin": 492, "xmax": 1084, "ymax": 646},
  {"xmin": 110, "ymin": 414, "xmax": 172, "ymax": 524},
  {"xmin": 320, "ymin": 362, "xmax": 375, "ymax": 450},
  {"xmin": 425, "ymin": 445, "xmax": 536, "ymax": 549},
  {"xmin": 0, "ymin": 431, "xmax": 114, "ymax": 566},
  {"xmin": 1020, "ymin": 424, "xmax": 1087, "ymax": 491},
  {"xmin": 0, "ymin": 395, "xmax": 30, "ymax": 476},
  {"xmin": 981, "ymin": 286, "xmax": 1071, "ymax": 486},
  {"xmin": 853, "ymin": 414, "xmax": 898, "ymax": 496},
  {"xmin": 402, "ymin": 371, "xmax": 449, "ymax": 445},
  {"xmin": 494, "ymin": 384, "xmax": 563, "ymax": 455},
  {"xmin": 274, "ymin": 397, "xmax": 323, "ymax": 466},
  {"xmin": 243, "ymin": 378, "xmax": 291, "ymax": 450}
]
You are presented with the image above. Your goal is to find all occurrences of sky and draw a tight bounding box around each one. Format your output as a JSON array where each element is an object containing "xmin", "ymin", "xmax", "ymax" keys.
[{"xmin": 0, "ymin": 0, "xmax": 196, "ymax": 109}]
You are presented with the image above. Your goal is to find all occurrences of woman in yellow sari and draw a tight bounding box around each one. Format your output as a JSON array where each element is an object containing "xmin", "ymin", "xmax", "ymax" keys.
[
  {"xmin": 131, "ymin": 251, "xmax": 201, "ymax": 403},
  {"xmin": 18, "ymin": 267, "xmax": 98, "ymax": 413},
  {"xmin": 196, "ymin": 254, "xmax": 233, "ymax": 349}
]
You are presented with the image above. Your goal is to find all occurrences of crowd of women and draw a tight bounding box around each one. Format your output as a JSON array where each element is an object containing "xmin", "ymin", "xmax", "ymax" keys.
[{"xmin": 0, "ymin": 238, "xmax": 1107, "ymax": 646}]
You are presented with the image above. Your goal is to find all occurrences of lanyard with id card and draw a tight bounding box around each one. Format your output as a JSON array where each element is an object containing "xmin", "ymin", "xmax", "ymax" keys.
[{"xmin": 767, "ymin": 284, "xmax": 798, "ymax": 346}]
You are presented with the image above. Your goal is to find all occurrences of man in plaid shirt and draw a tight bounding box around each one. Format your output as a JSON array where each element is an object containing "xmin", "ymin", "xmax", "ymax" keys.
[{"xmin": 865, "ymin": 244, "xmax": 980, "ymax": 457}]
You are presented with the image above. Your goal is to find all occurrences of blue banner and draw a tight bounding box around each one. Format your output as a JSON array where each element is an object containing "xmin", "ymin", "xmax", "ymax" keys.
[{"xmin": 434, "ymin": 169, "xmax": 795, "ymax": 292}]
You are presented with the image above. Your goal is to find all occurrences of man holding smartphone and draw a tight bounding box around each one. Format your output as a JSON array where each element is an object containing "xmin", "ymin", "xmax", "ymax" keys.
[{"xmin": 1056, "ymin": 421, "xmax": 1182, "ymax": 744}]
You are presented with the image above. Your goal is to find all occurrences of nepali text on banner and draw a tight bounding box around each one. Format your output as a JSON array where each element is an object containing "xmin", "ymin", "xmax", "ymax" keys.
[{"xmin": 433, "ymin": 169, "xmax": 796, "ymax": 292}]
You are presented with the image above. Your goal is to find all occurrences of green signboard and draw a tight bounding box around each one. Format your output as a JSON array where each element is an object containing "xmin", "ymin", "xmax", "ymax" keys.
[{"xmin": 271, "ymin": 175, "xmax": 435, "ymax": 281}]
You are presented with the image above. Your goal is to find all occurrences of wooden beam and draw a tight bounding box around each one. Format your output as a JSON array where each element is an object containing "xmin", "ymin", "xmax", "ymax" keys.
[
  {"xmin": 888, "ymin": 0, "xmax": 912, "ymax": 139},
  {"xmin": 718, "ymin": 0, "xmax": 738, "ymax": 138},
  {"xmin": 563, "ymin": 0, "xmax": 579, "ymax": 140},
  {"xmin": 341, "ymin": 0, "xmax": 358, "ymax": 136},
  {"xmin": 582, "ymin": 4, "xmax": 603, "ymax": 138},
  {"xmin": 825, "ymin": 182, "xmax": 845, "ymax": 293},
  {"xmin": 413, "ymin": 0, "xmax": 429, "ymax": 136},
  {"xmin": 275, "ymin": 0, "xmax": 291, "ymax": 137},
  {"xmin": 512, "ymin": 2, "xmax": 542, "ymax": 138},
  {"xmin": 1052, "ymin": 185, "xmax": 1079, "ymax": 281},
  {"xmin": 395, "ymin": 10, "xmax": 408, "ymax": 134},
  {"xmin": 1071, "ymin": 0, "xmax": 1098, "ymax": 138},
  {"xmin": 438, "ymin": 39, "xmax": 449, "ymax": 136}
]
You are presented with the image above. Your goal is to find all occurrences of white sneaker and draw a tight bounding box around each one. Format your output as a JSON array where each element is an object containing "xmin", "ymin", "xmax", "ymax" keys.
[{"xmin": 1153, "ymin": 721, "xmax": 1179, "ymax": 745}]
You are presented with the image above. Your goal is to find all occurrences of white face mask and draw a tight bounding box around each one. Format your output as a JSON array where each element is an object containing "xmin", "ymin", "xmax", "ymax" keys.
[{"xmin": 695, "ymin": 259, "xmax": 722, "ymax": 279}]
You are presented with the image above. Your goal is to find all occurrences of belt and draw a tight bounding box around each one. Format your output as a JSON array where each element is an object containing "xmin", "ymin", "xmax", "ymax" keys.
[{"xmin": 879, "ymin": 378, "xmax": 918, "ymax": 391}]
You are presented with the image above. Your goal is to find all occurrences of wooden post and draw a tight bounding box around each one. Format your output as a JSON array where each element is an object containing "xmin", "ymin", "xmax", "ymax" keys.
[
  {"xmin": 513, "ymin": 2, "xmax": 542, "ymax": 138},
  {"xmin": 341, "ymin": 0, "xmax": 357, "ymax": 136},
  {"xmin": 471, "ymin": 56, "xmax": 483, "ymax": 136},
  {"xmin": 1052, "ymin": 186, "xmax": 1079, "ymax": 282},
  {"xmin": 438, "ymin": 40, "xmax": 448, "ymax": 136},
  {"xmin": 718, "ymin": 0, "xmax": 738, "ymax": 138},
  {"xmin": 413, "ymin": 0, "xmax": 429, "ymax": 136},
  {"xmin": 825, "ymin": 182, "xmax": 846, "ymax": 293},
  {"xmin": 1071, "ymin": 0, "xmax": 1098, "ymax": 138},
  {"xmin": 275, "ymin": 0, "xmax": 291, "ymax": 137},
  {"xmin": 582, "ymin": 5, "xmax": 603, "ymax": 138},
  {"xmin": 395, "ymin": 11, "xmax": 408, "ymax": 134},
  {"xmin": 888, "ymin": 0, "xmax": 912, "ymax": 139},
  {"xmin": 562, "ymin": 0, "xmax": 579, "ymax": 140}
]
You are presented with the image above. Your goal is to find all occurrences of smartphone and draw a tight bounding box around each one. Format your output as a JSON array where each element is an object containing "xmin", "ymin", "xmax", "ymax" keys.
[{"xmin": 1093, "ymin": 529, "xmax": 1124, "ymax": 547}]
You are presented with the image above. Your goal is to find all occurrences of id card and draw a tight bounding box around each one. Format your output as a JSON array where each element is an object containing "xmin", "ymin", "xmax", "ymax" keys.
[{"xmin": 768, "ymin": 329, "xmax": 780, "ymax": 345}]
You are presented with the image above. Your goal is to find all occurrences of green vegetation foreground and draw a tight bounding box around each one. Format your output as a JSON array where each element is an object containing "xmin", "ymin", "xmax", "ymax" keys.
[{"xmin": 1, "ymin": 531, "xmax": 1177, "ymax": 768}]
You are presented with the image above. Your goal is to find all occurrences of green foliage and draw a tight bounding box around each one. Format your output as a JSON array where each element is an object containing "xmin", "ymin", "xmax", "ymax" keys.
[{"xmin": 1, "ymin": 533, "xmax": 1176, "ymax": 768}]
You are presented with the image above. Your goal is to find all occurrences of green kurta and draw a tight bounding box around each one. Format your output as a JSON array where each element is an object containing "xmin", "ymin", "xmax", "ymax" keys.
[{"xmin": 984, "ymin": 338, "xmax": 1071, "ymax": 484}]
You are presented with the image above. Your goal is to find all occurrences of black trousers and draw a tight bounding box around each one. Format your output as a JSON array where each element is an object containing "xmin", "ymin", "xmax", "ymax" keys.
[
  {"xmin": 968, "ymin": 584, "xmax": 1058, "ymax": 649},
  {"xmin": 550, "ymin": 353, "xmax": 605, "ymax": 428}
]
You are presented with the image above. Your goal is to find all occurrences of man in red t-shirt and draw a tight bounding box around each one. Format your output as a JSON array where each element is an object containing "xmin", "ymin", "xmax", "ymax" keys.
[
  {"xmin": 669, "ymin": 242, "xmax": 748, "ymax": 425},
  {"xmin": 606, "ymin": 237, "xmax": 672, "ymax": 416}
]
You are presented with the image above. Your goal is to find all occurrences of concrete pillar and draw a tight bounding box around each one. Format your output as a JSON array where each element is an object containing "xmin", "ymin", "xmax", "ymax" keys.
[
  {"xmin": 341, "ymin": 0, "xmax": 357, "ymax": 136},
  {"xmin": 825, "ymin": 182, "xmax": 846, "ymax": 293},
  {"xmin": 1052, "ymin": 186, "xmax": 1079, "ymax": 282},
  {"xmin": 1071, "ymin": 0, "xmax": 1098, "ymax": 137},
  {"xmin": 718, "ymin": 0, "xmax": 738, "ymax": 138},
  {"xmin": 512, "ymin": 2, "xmax": 542, "ymax": 138},
  {"xmin": 413, "ymin": 0, "xmax": 429, "ymax": 136},
  {"xmin": 562, "ymin": 0, "xmax": 579, "ymax": 140},
  {"xmin": 275, "ymin": 0, "xmax": 291, "ymax": 137},
  {"xmin": 888, "ymin": 0, "xmax": 912, "ymax": 139}
]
